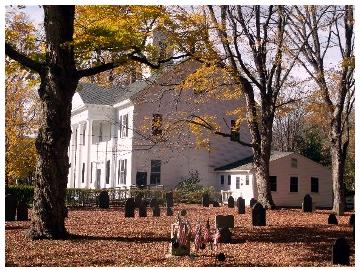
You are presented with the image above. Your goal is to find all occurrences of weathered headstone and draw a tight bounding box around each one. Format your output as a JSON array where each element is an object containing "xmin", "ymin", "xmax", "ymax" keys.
[
  {"xmin": 227, "ymin": 196, "xmax": 235, "ymax": 208},
  {"xmin": 166, "ymin": 207, "xmax": 173, "ymax": 216},
  {"xmin": 16, "ymin": 200, "xmax": 28, "ymax": 221},
  {"xmin": 249, "ymin": 198, "xmax": 257, "ymax": 208},
  {"xmin": 150, "ymin": 198, "xmax": 158, "ymax": 208},
  {"xmin": 98, "ymin": 190, "xmax": 109, "ymax": 209},
  {"xmin": 332, "ymin": 237, "xmax": 350, "ymax": 265},
  {"xmin": 5, "ymin": 194, "xmax": 17, "ymax": 221},
  {"xmin": 134, "ymin": 194, "xmax": 143, "ymax": 208},
  {"xmin": 166, "ymin": 192, "xmax": 174, "ymax": 208},
  {"xmin": 212, "ymin": 200, "xmax": 220, "ymax": 207},
  {"xmin": 328, "ymin": 214, "xmax": 338, "ymax": 225},
  {"xmin": 202, "ymin": 193, "xmax": 210, "ymax": 207},
  {"xmin": 302, "ymin": 194, "xmax": 312, "ymax": 212},
  {"xmin": 237, "ymin": 197, "xmax": 245, "ymax": 214},
  {"xmin": 349, "ymin": 214, "xmax": 355, "ymax": 226},
  {"xmin": 138, "ymin": 200, "xmax": 147, "ymax": 217},
  {"xmin": 252, "ymin": 203, "xmax": 266, "ymax": 226},
  {"xmin": 153, "ymin": 205, "xmax": 161, "ymax": 217},
  {"xmin": 215, "ymin": 215, "xmax": 234, "ymax": 243},
  {"xmin": 125, "ymin": 198, "xmax": 135, "ymax": 218}
]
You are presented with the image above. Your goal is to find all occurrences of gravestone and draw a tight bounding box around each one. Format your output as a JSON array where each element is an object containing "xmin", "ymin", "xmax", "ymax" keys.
[
  {"xmin": 252, "ymin": 203, "xmax": 266, "ymax": 226},
  {"xmin": 202, "ymin": 193, "xmax": 210, "ymax": 207},
  {"xmin": 237, "ymin": 197, "xmax": 245, "ymax": 214},
  {"xmin": 153, "ymin": 205, "xmax": 161, "ymax": 217},
  {"xmin": 5, "ymin": 194, "xmax": 17, "ymax": 221},
  {"xmin": 215, "ymin": 215, "xmax": 234, "ymax": 243},
  {"xmin": 135, "ymin": 194, "xmax": 143, "ymax": 208},
  {"xmin": 150, "ymin": 198, "xmax": 158, "ymax": 208},
  {"xmin": 16, "ymin": 200, "xmax": 28, "ymax": 221},
  {"xmin": 166, "ymin": 192, "xmax": 174, "ymax": 208},
  {"xmin": 249, "ymin": 198, "xmax": 257, "ymax": 208},
  {"xmin": 212, "ymin": 200, "xmax": 220, "ymax": 207},
  {"xmin": 138, "ymin": 200, "xmax": 147, "ymax": 217},
  {"xmin": 332, "ymin": 237, "xmax": 350, "ymax": 265},
  {"xmin": 349, "ymin": 214, "xmax": 355, "ymax": 226},
  {"xmin": 328, "ymin": 214, "xmax": 338, "ymax": 225},
  {"xmin": 302, "ymin": 194, "xmax": 312, "ymax": 212},
  {"xmin": 98, "ymin": 190, "xmax": 110, "ymax": 209},
  {"xmin": 166, "ymin": 207, "xmax": 173, "ymax": 216},
  {"xmin": 227, "ymin": 196, "xmax": 235, "ymax": 208},
  {"xmin": 125, "ymin": 198, "xmax": 135, "ymax": 218}
]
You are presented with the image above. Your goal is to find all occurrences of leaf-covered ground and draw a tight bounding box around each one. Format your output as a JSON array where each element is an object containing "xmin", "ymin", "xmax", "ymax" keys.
[{"xmin": 5, "ymin": 204, "xmax": 354, "ymax": 267}]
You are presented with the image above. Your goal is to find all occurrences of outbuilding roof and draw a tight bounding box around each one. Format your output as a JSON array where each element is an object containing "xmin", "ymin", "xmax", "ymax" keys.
[{"xmin": 214, "ymin": 151, "xmax": 294, "ymax": 171}]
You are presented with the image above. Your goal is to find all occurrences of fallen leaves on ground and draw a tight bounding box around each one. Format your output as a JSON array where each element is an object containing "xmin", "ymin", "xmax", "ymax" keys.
[{"xmin": 5, "ymin": 204, "xmax": 354, "ymax": 267}]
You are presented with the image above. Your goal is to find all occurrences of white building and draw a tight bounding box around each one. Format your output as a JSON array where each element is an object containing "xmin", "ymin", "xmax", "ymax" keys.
[
  {"xmin": 68, "ymin": 60, "xmax": 253, "ymax": 190},
  {"xmin": 216, "ymin": 152, "xmax": 333, "ymax": 207}
]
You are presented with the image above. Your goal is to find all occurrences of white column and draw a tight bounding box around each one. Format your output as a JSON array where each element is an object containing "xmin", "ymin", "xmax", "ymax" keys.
[{"xmin": 86, "ymin": 119, "xmax": 92, "ymax": 189}]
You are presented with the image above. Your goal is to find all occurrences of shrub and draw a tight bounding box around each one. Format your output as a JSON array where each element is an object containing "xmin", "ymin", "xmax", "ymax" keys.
[{"xmin": 5, "ymin": 185, "xmax": 34, "ymax": 204}]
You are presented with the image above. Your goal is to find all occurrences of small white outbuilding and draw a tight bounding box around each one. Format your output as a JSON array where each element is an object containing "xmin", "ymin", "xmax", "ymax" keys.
[{"xmin": 215, "ymin": 151, "xmax": 333, "ymax": 208}]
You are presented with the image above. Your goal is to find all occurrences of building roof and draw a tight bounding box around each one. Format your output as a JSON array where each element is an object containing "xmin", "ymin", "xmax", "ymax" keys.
[
  {"xmin": 214, "ymin": 151, "xmax": 294, "ymax": 171},
  {"xmin": 76, "ymin": 64, "xmax": 175, "ymax": 106}
]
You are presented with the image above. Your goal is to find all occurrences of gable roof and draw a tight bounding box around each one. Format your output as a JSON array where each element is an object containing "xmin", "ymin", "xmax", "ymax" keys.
[{"xmin": 214, "ymin": 151, "xmax": 294, "ymax": 171}]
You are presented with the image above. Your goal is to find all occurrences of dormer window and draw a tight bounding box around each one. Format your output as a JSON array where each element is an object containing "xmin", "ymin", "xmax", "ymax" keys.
[
  {"xmin": 120, "ymin": 114, "xmax": 129, "ymax": 138},
  {"xmin": 230, "ymin": 119, "xmax": 239, "ymax": 141},
  {"xmin": 152, "ymin": 114, "xmax": 162, "ymax": 136}
]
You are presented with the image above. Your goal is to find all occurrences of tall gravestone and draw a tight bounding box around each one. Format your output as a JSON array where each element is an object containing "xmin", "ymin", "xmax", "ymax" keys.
[
  {"xmin": 332, "ymin": 237, "xmax": 350, "ymax": 265},
  {"xmin": 16, "ymin": 200, "xmax": 29, "ymax": 221},
  {"xmin": 98, "ymin": 190, "xmax": 110, "ymax": 209},
  {"xmin": 249, "ymin": 198, "xmax": 257, "ymax": 208},
  {"xmin": 138, "ymin": 200, "xmax": 147, "ymax": 217},
  {"xmin": 202, "ymin": 193, "xmax": 210, "ymax": 207},
  {"xmin": 153, "ymin": 204, "xmax": 161, "ymax": 217},
  {"xmin": 237, "ymin": 197, "xmax": 245, "ymax": 214},
  {"xmin": 166, "ymin": 192, "xmax": 174, "ymax": 208},
  {"xmin": 227, "ymin": 196, "xmax": 235, "ymax": 208},
  {"xmin": 302, "ymin": 194, "xmax": 312, "ymax": 212},
  {"xmin": 125, "ymin": 198, "xmax": 135, "ymax": 218},
  {"xmin": 5, "ymin": 194, "xmax": 17, "ymax": 221},
  {"xmin": 252, "ymin": 203, "xmax": 266, "ymax": 226},
  {"xmin": 328, "ymin": 214, "xmax": 338, "ymax": 225}
]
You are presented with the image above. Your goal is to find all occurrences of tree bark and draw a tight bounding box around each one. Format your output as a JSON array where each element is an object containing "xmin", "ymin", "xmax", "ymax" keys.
[{"xmin": 28, "ymin": 6, "xmax": 78, "ymax": 239}]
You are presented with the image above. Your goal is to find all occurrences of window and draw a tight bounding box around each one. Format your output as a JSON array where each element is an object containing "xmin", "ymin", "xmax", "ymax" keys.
[
  {"xmin": 150, "ymin": 160, "xmax": 161, "ymax": 185},
  {"xmin": 270, "ymin": 176, "xmax": 277, "ymax": 192},
  {"xmin": 105, "ymin": 160, "xmax": 110, "ymax": 184},
  {"xmin": 230, "ymin": 119, "xmax": 240, "ymax": 141},
  {"xmin": 227, "ymin": 175, "xmax": 231, "ymax": 185},
  {"xmin": 90, "ymin": 162, "xmax": 93, "ymax": 183},
  {"xmin": 220, "ymin": 175, "xmax": 224, "ymax": 185},
  {"xmin": 245, "ymin": 175, "xmax": 249, "ymax": 185},
  {"xmin": 290, "ymin": 176, "xmax": 298, "ymax": 192},
  {"xmin": 122, "ymin": 114, "xmax": 129, "ymax": 137},
  {"xmin": 118, "ymin": 159, "xmax": 127, "ymax": 184},
  {"xmin": 99, "ymin": 122, "xmax": 103, "ymax": 142},
  {"xmin": 152, "ymin": 114, "xmax": 162, "ymax": 136},
  {"xmin": 236, "ymin": 177, "xmax": 240, "ymax": 189},
  {"xmin": 81, "ymin": 163, "xmax": 85, "ymax": 183},
  {"xmin": 311, "ymin": 177, "xmax": 319, "ymax": 193},
  {"xmin": 291, "ymin": 158, "xmax": 298, "ymax": 168}
]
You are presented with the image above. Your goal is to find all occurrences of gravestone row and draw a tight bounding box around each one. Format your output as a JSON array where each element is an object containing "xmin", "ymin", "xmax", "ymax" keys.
[{"xmin": 124, "ymin": 197, "xmax": 173, "ymax": 218}]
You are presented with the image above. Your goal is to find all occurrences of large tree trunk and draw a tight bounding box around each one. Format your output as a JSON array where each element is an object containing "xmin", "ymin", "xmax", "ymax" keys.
[{"xmin": 29, "ymin": 6, "xmax": 78, "ymax": 239}]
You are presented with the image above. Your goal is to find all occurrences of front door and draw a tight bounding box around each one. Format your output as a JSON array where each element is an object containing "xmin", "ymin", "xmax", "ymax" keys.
[
  {"xmin": 136, "ymin": 172, "xmax": 147, "ymax": 187},
  {"xmin": 96, "ymin": 169, "xmax": 101, "ymax": 189}
]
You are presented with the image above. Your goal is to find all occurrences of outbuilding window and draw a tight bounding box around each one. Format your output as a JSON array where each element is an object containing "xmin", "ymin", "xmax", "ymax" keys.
[
  {"xmin": 245, "ymin": 175, "xmax": 249, "ymax": 185},
  {"xmin": 311, "ymin": 177, "xmax": 319, "ymax": 193},
  {"xmin": 227, "ymin": 175, "xmax": 231, "ymax": 185},
  {"xmin": 270, "ymin": 176, "xmax": 277, "ymax": 192},
  {"xmin": 236, "ymin": 177, "xmax": 240, "ymax": 189},
  {"xmin": 290, "ymin": 176, "xmax": 298, "ymax": 192}
]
